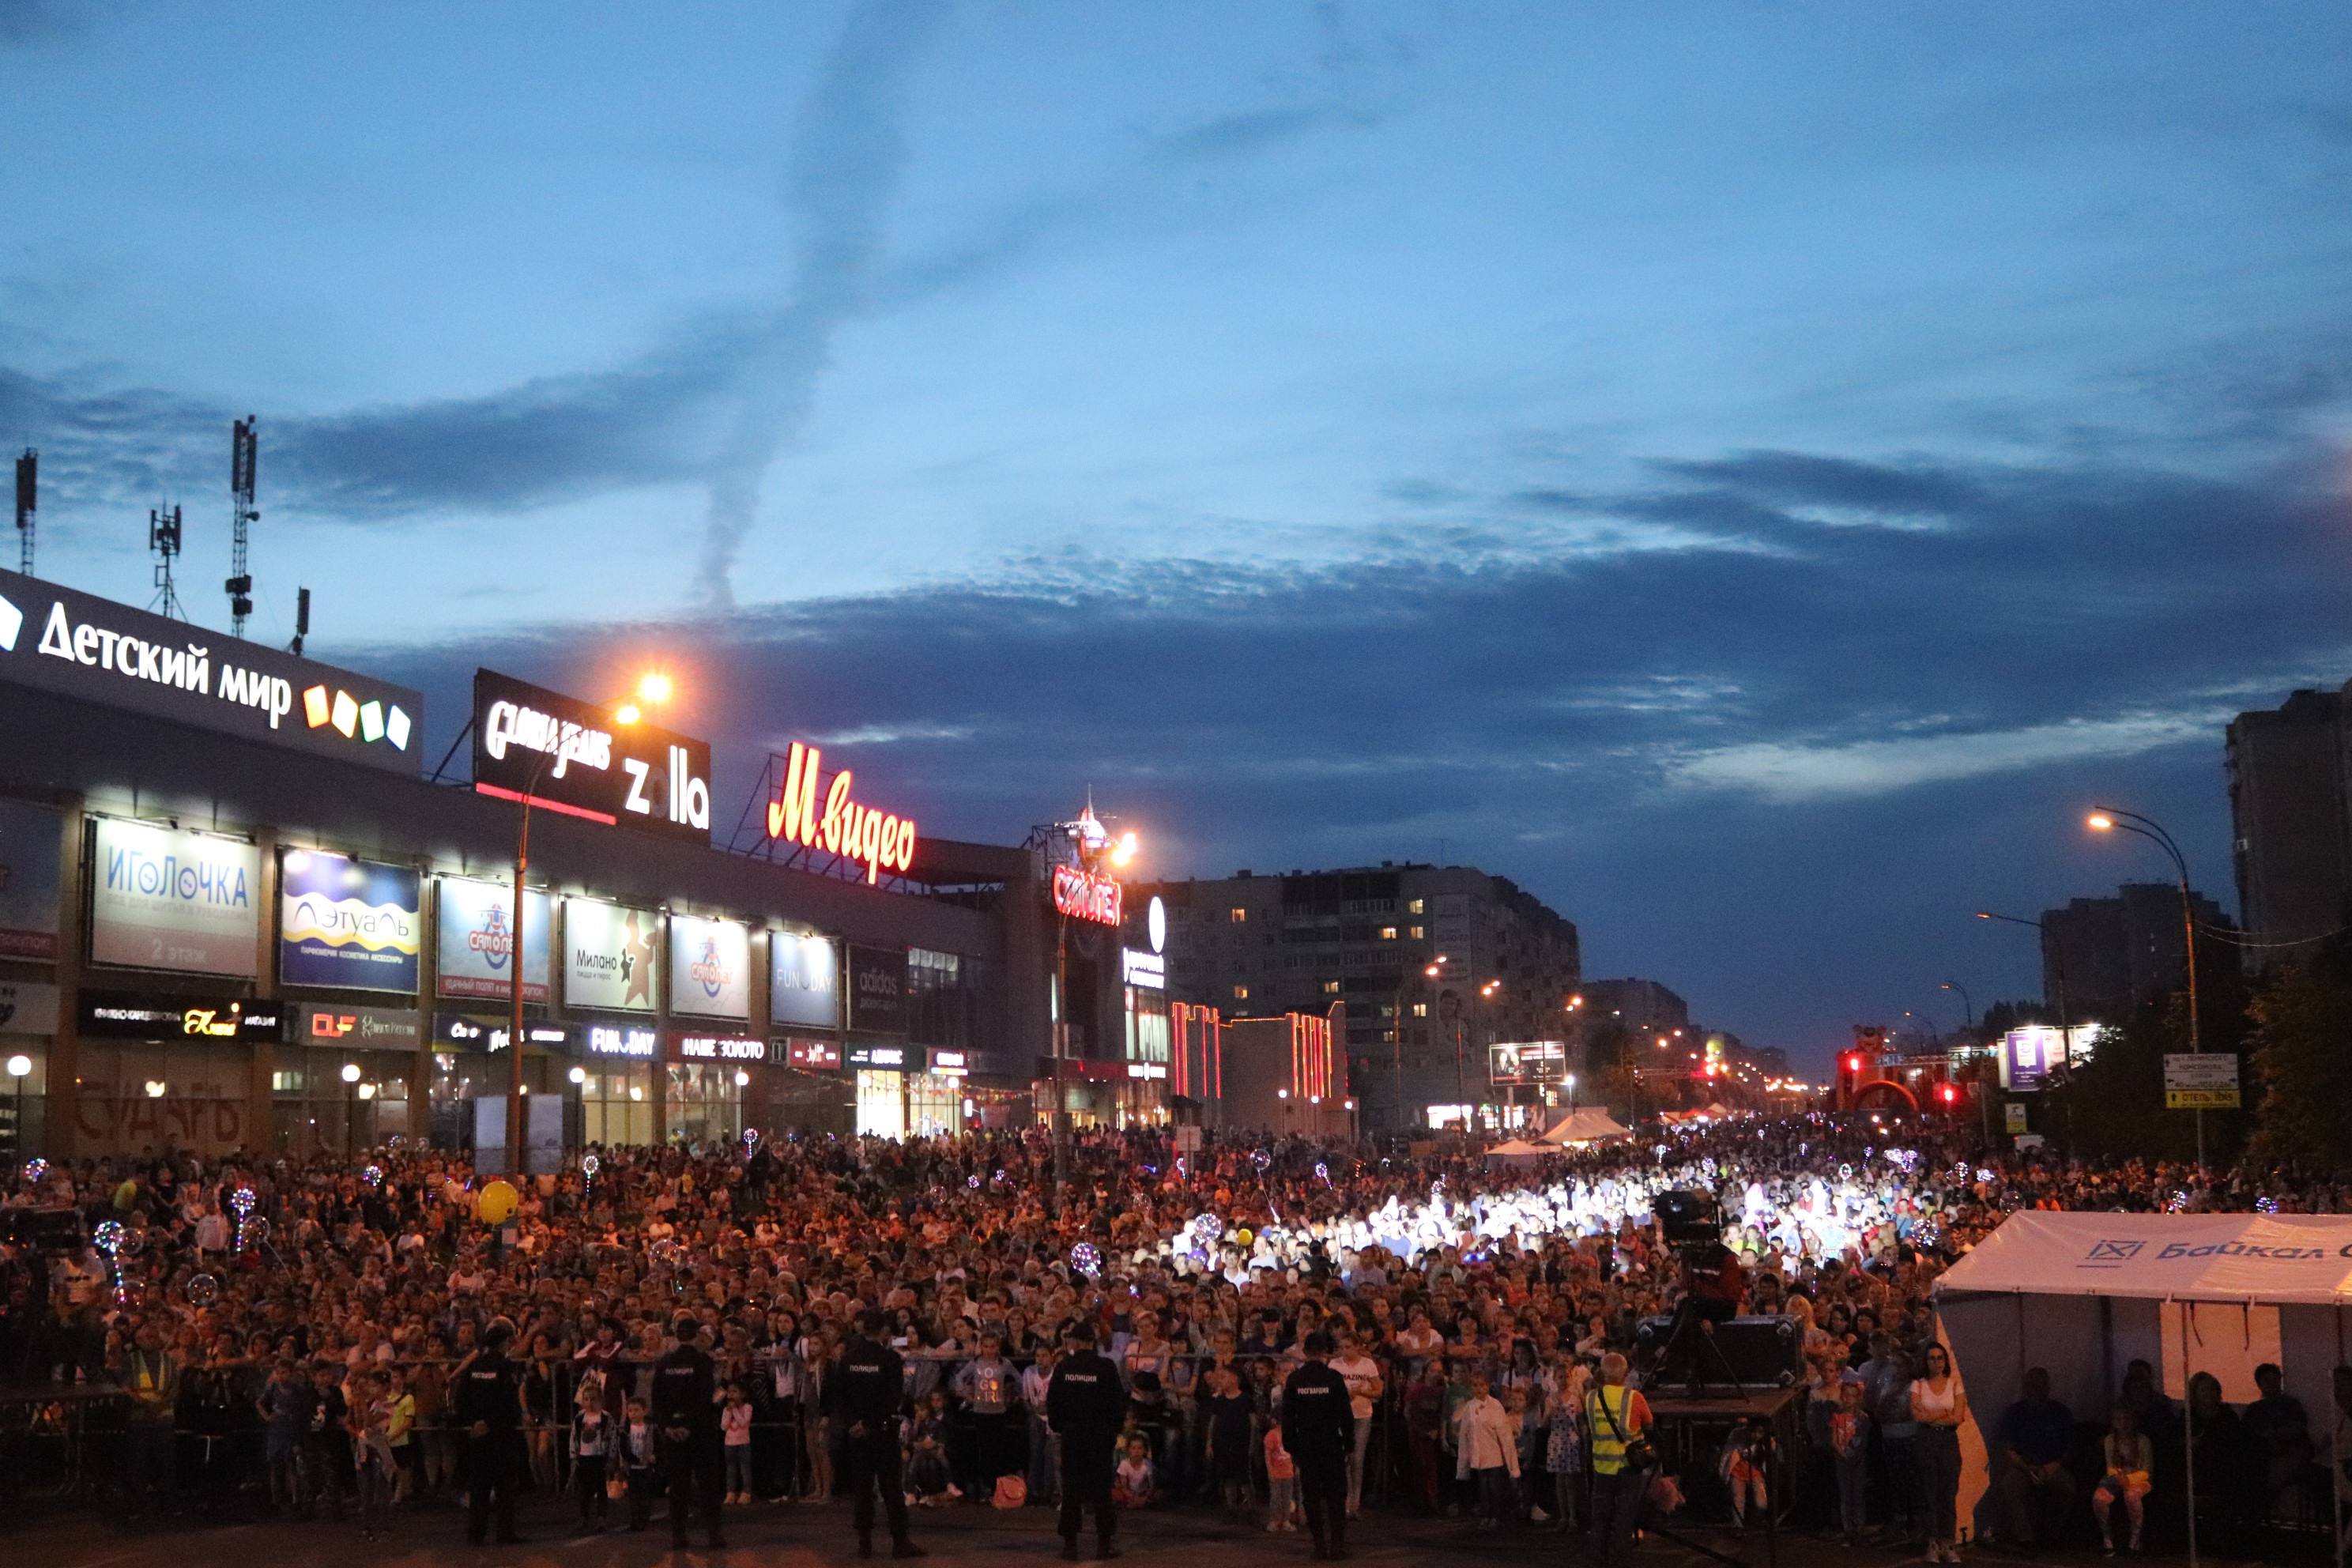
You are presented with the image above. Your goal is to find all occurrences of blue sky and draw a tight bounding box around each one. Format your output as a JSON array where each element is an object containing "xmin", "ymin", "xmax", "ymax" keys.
[{"xmin": 6, "ymin": 1, "xmax": 2352, "ymax": 1066}]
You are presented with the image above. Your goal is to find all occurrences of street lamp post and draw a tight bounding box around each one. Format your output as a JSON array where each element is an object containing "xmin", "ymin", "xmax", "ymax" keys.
[
  {"xmin": 2088, "ymin": 806, "xmax": 2207, "ymax": 1171},
  {"xmin": 6, "ymin": 1053, "xmax": 28, "ymax": 1156},
  {"xmin": 1976, "ymin": 910, "xmax": 2077, "ymax": 1157},
  {"xmin": 1939, "ymin": 982, "xmax": 1973, "ymax": 1029},
  {"xmin": 341, "ymin": 1061, "xmax": 361, "ymax": 1157}
]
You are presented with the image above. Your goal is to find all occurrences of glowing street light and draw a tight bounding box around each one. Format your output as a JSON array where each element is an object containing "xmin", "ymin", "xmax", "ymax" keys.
[{"xmin": 2086, "ymin": 803, "xmax": 2207, "ymax": 1169}]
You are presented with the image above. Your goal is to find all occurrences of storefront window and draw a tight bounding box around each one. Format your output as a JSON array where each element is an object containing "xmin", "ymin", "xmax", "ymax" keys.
[
  {"xmin": 855, "ymin": 1069, "xmax": 904, "ymax": 1137},
  {"xmin": 70, "ymin": 1038, "xmax": 254, "ymax": 1157},
  {"xmin": 575, "ymin": 1061, "xmax": 652, "ymax": 1148},
  {"xmin": 905, "ymin": 1071, "xmax": 965, "ymax": 1137},
  {"xmin": 665, "ymin": 1062, "xmax": 740, "ymax": 1148},
  {"xmin": 906, "ymin": 948, "xmax": 980, "ymax": 1049},
  {"xmin": 271, "ymin": 1046, "xmax": 415, "ymax": 1155}
]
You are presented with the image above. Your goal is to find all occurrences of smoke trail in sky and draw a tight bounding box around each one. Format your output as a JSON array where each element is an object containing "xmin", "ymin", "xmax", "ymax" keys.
[{"xmin": 693, "ymin": 0, "xmax": 950, "ymax": 607}]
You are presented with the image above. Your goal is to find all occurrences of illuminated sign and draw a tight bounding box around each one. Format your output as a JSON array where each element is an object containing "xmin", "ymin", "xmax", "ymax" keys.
[
  {"xmin": 432, "ymin": 1012, "xmax": 569, "ymax": 1052},
  {"xmin": 1126, "ymin": 1061, "xmax": 1168, "ymax": 1080},
  {"xmin": 471, "ymin": 669, "xmax": 712, "ymax": 845},
  {"xmin": 1488, "ymin": 1041, "xmax": 1567, "ymax": 1085},
  {"xmin": 300, "ymin": 1005, "xmax": 418, "ymax": 1046},
  {"xmin": 1121, "ymin": 948, "xmax": 1165, "ymax": 989},
  {"xmin": 669, "ymin": 1032, "xmax": 763, "ymax": 1063},
  {"xmin": 0, "ymin": 565, "xmax": 420, "ymax": 773},
  {"xmin": 585, "ymin": 1023, "xmax": 659, "ymax": 1058},
  {"xmin": 1053, "ymin": 864, "xmax": 1123, "ymax": 926},
  {"xmin": 435, "ymin": 879, "xmax": 552, "ymax": 1003},
  {"xmin": 764, "ymin": 742, "xmax": 918, "ymax": 884},
  {"xmin": 669, "ymin": 914, "xmax": 749, "ymax": 1019},
  {"xmin": 846, "ymin": 1042, "xmax": 909, "ymax": 1072},
  {"xmin": 770, "ymin": 931, "xmax": 839, "ymax": 1030},
  {"xmin": 90, "ymin": 818, "xmax": 261, "ymax": 977},
  {"xmin": 848, "ymin": 945, "xmax": 905, "ymax": 1032},
  {"xmin": 280, "ymin": 850, "xmax": 420, "ymax": 993},
  {"xmin": 929, "ymin": 1049, "xmax": 969, "ymax": 1077},
  {"xmin": 78, "ymin": 989, "xmax": 281, "ymax": 1042},
  {"xmin": 782, "ymin": 1038, "xmax": 841, "ymax": 1071}
]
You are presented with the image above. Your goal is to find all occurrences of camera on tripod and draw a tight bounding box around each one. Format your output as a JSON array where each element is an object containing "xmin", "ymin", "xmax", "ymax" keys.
[{"xmin": 1653, "ymin": 1189, "xmax": 1724, "ymax": 1256}]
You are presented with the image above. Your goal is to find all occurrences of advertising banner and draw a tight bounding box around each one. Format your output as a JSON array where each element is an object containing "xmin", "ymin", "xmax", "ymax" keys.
[
  {"xmin": 669, "ymin": 914, "xmax": 750, "ymax": 1019},
  {"xmin": 582, "ymin": 1022, "xmax": 660, "ymax": 1058},
  {"xmin": 471, "ymin": 669, "xmax": 713, "ymax": 846},
  {"xmin": 770, "ymin": 931, "xmax": 839, "ymax": 1030},
  {"xmin": 848, "ymin": 944, "xmax": 906, "ymax": 1033},
  {"xmin": 279, "ymin": 849, "xmax": 420, "ymax": 993},
  {"xmin": 0, "ymin": 797, "xmax": 62, "ymax": 959},
  {"xmin": 564, "ymin": 899, "xmax": 659, "ymax": 1012},
  {"xmin": 89, "ymin": 817, "xmax": 261, "ymax": 976},
  {"xmin": 435, "ymin": 878, "xmax": 551, "ymax": 1004},
  {"xmin": 0, "ymin": 564, "xmax": 422, "ymax": 774}
]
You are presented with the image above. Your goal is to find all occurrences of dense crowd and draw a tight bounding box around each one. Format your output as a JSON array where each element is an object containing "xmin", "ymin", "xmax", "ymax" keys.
[{"xmin": 0, "ymin": 1114, "xmax": 2340, "ymax": 1557}]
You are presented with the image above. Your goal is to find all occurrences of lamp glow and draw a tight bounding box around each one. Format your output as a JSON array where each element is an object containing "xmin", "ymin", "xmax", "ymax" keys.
[
  {"xmin": 6, "ymin": 1054, "xmax": 28, "ymax": 1078},
  {"xmin": 341, "ymin": 1062, "xmax": 361, "ymax": 1084}
]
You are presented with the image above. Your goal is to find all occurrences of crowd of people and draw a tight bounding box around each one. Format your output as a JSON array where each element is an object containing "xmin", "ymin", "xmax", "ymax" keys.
[{"xmin": 0, "ymin": 1112, "xmax": 2343, "ymax": 1559}]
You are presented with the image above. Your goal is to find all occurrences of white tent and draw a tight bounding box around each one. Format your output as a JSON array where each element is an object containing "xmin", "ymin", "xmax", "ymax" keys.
[
  {"xmin": 1936, "ymin": 1212, "xmax": 2351, "ymax": 1563},
  {"xmin": 1483, "ymin": 1139, "xmax": 1548, "ymax": 1167},
  {"xmin": 1540, "ymin": 1108, "xmax": 1631, "ymax": 1145}
]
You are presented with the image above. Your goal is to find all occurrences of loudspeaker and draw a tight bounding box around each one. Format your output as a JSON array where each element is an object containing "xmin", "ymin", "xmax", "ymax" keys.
[{"xmin": 1634, "ymin": 1313, "xmax": 1804, "ymax": 1389}]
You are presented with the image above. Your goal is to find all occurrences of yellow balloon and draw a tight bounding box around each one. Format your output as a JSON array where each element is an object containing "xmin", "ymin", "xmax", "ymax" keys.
[{"xmin": 477, "ymin": 1179, "xmax": 519, "ymax": 1226}]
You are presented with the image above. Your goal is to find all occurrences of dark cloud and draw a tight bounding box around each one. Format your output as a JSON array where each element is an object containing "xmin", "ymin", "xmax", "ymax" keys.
[{"xmin": 352, "ymin": 441, "xmax": 2352, "ymax": 1058}]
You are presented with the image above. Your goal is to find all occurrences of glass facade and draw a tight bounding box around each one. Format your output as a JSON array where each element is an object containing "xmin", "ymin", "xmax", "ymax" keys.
[
  {"xmin": 575, "ymin": 1060, "xmax": 652, "ymax": 1147},
  {"xmin": 665, "ymin": 1061, "xmax": 741, "ymax": 1147}
]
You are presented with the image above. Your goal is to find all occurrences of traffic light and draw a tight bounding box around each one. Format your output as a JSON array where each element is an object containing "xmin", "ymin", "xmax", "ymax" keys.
[
  {"xmin": 1936, "ymin": 1082, "xmax": 1959, "ymax": 1106},
  {"xmin": 1845, "ymin": 1054, "xmax": 1864, "ymax": 1075}
]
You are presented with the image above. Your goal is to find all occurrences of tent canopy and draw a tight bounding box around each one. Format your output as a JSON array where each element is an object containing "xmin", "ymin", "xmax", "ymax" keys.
[
  {"xmin": 1541, "ymin": 1108, "xmax": 1630, "ymax": 1144},
  {"xmin": 1484, "ymin": 1139, "xmax": 1547, "ymax": 1159},
  {"xmin": 1935, "ymin": 1210, "xmax": 2352, "ymax": 1306}
]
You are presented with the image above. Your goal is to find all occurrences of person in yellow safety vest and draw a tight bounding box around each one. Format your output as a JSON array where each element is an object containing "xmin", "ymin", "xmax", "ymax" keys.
[{"xmin": 1585, "ymin": 1352, "xmax": 1653, "ymax": 1568}]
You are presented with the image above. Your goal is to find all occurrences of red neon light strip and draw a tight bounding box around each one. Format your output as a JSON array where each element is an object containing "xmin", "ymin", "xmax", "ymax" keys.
[{"xmin": 473, "ymin": 782, "xmax": 619, "ymax": 825}]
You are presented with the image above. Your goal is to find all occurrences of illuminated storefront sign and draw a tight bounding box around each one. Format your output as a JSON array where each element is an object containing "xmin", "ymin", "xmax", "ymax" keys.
[
  {"xmin": 584, "ymin": 1023, "xmax": 659, "ymax": 1058},
  {"xmin": 472, "ymin": 669, "xmax": 713, "ymax": 846},
  {"xmin": 433, "ymin": 1012, "xmax": 571, "ymax": 1053},
  {"xmin": 763, "ymin": 741, "xmax": 918, "ymax": 883},
  {"xmin": 0, "ymin": 566, "xmax": 420, "ymax": 773},
  {"xmin": 1121, "ymin": 948, "xmax": 1165, "ymax": 989},
  {"xmin": 929, "ymin": 1049, "xmax": 969, "ymax": 1077},
  {"xmin": 846, "ymin": 1042, "xmax": 909, "ymax": 1072},
  {"xmin": 79, "ymin": 989, "xmax": 281, "ymax": 1042},
  {"xmin": 90, "ymin": 818, "xmax": 261, "ymax": 978},
  {"xmin": 1053, "ymin": 864, "xmax": 1122, "ymax": 925},
  {"xmin": 280, "ymin": 849, "xmax": 420, "ymax": 993},
  {"xmin": 669, "ymin": 1032, "xmax": 763, "ymax": 1063},
  {"xmin": 299, "ymin": 1005, "xmax": 418, "ymax": 1046},
  {"xmin": 1126, "ymin": 1061, "xmax": 1168, "ymax": 1080},
  {"xmin": 778, "ymin": 1038, "xmax": 841, "ymax": 1070}
]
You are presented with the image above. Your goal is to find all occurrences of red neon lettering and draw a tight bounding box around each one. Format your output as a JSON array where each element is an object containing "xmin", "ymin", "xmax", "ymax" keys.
[{"xmin": 766, "ymin": 741, "xmax": 918, "ymax": 882}]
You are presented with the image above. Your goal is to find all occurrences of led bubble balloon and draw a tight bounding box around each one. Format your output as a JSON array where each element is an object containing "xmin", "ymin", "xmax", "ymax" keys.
[
  {"xmin": 186, "ymin": 1273, "xmax": 220, "ymax": 1308},
  {"xmin": 1069, "ymin": 1243, "xmax": 1102, "ymax": 1280}
]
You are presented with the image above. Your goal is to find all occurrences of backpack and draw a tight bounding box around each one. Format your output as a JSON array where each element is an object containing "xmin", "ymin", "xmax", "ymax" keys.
[{"xmin": 993, "ymin": 1475, "xmax": 1028, "ymax": 1509}]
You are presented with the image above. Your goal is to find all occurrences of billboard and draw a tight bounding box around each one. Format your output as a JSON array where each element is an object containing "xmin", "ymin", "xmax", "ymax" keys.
[
  {"xmin": 769, "ymin": 931, "xmax": 839, "ymax": 1030},
  {"xmin": 435, "ymin": 878, "xmax": 551, "ymax": 1004},
  {"xmin": 89, "ymin": 817, "xmax": 261, "ymax": 976},
  {"xmin": 471, "ymin": 669, "xmax": 713, "ymax": 846},
  {"xmin": 279, "ymin": 849, "xmax": 420, "ymax": 993},
  {"xmin": 0, "ymin": 797, "xmax": 62, "ymax": 959},
  {"xmin": 564, "ymin": 899, "xmax": 659, "ymax": 1013},
  {"xmin": 848, "ymin": 944, "xmax": 906, "ymax": 1033},
  {"xmin": 669, "ymin": 914, "xmax": 749, "ymax": 1019},
  {"xmin": 0, "ymin": 564, "xmax": 421, "ymax": 774},
  {"xmin": 1488, "ymin": 1041, "xmax": 1568, "ymax": 1085}
]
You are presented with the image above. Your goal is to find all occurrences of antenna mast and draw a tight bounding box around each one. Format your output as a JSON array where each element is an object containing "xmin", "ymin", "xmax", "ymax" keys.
[
  {"xmin": 12, "ymin": 449, "xmax": 32, "ymax": 577},
  {"xmin": 149, "ymin": 503, "xmax": 186, "ymax": 620},
  {"xmin": 289, "ymin": 586, "xmax": 310, "ymax": 657},
  {"xmin": 227, "ymin": 416, "xmax": 257, "ymax": 637}
]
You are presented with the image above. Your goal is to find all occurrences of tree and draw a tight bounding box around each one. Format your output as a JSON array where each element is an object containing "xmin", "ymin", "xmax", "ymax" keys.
[{"xmin": 2246, "ymin": 961, "xmax": 2352, "ymax": 1173}]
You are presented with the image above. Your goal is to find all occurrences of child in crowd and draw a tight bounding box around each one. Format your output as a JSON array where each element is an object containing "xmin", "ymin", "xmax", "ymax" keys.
[
  {"xmin": 1720, "ymin": 1419, "xmax": 1770, "ymax": 1528},
  {"xmin": 1264, "ymin": 1413, "xmax": 1298, "ymax": 1532},
  {"xmin": 721, "ymin": 1382, "xmax": 755, "ymax": 1505},
  {"xmin": 1543, "ymin": 1372, "xmax": 1583, "ymax": 1531},
  {"xmin": 906, "ymin": 1389, "xmax": 956, "ymax": 1504},
  {"xmin": 2091, "ymin": 1405, "xmax": 2154, "ymax": 1556},
  {"xmin": 572, "ymin": 1385, "xmax": 614, "ymax": 1529},
  {"xmin": 1206, "ymin": 1367, "xmax": 1255, "ymax": 1524},
  {"xmin": 621, "ymin": 1396, "xmax": 662, "ymax": 1532},
  {"xmin": 351, "ymin": 1371, "xmax": 401, "ymax": 1542},
  {"xmin": 1830, "ymin": 1373, "xmax": 1873, "ymax": 1544},
  {"xmin": 1113, "ymin": 1435, "xmax": 1158, "ymax": 1510}
]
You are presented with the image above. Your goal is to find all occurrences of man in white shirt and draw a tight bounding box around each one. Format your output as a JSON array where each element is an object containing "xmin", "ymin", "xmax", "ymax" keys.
[
  {"xmin": 1452, "ymin": 1371, "xmax": 1520, "ymax": 1532},
  {"xmin": 1329, "ymin": 1330, "xmax": 1384, "ymax": 1517}
]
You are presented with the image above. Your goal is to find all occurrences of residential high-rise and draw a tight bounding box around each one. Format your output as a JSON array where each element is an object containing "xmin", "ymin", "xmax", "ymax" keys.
[
  {"xmin": 1135, "ymin": 861, "xmax": 1580, "ymax": 1131},
  {"xmin": 1578, "ymin": 978, "xmax": 1689, "ymax": 1037},
  {"xmin": 2226, "ymin": 686, "xmax": 2350, "ymax": 963},
  {"xmin": 2041, "ymin": 882, "xmax": 2231, "ymax": 1019}
]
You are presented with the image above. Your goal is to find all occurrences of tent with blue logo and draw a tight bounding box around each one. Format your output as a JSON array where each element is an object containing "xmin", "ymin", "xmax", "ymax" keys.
[{"xmin": 1935, "ymin": 1212, "xmax": 2350, "ymax": 1562}]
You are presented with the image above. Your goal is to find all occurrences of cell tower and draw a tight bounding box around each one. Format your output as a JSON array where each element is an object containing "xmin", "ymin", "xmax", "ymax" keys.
[
  {"xmin": 288, "ymin": 586, "xmax": 310, "ymax": 658},
  {"xmin": 227, "ymin": 416, "xmax": 258, "ymax": 637},
  {"xmin": 12, "ymin": 449, "xmax": 32, "ymax": 577},
  {"xmin": 149, "ymin": 503, "xmax": 186, "ymax": 620}
]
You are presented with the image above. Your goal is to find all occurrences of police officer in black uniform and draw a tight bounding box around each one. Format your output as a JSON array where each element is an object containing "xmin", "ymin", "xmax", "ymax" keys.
[
  {"xmin": 454, "ymin": 1317, "xmax": 525, "ymax": 1546},
  {"xmin": 652, "ymin": 1310, "xmax": 727, "ymax": 1551},
  {"xmin": 1046, "ymin": 1320, "xmax": 1126, "ymax": 1561},
  {"xmin": 1282, "ymin": 1331, "xmax": 1355, "ymax": 1560},
  {"xmin": 833, "ymin": 1308, "xmax": 925, "ymax": 1559}
]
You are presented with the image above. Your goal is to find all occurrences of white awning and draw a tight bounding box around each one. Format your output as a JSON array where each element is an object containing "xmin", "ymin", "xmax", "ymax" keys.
[{"xmin": 1934, "ymin": 1210, "xmax": 2352, "ymax": 1305}]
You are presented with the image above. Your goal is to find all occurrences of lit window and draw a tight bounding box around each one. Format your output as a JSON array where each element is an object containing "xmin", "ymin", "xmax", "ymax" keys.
[
  {"xmin": 1412, "ymin": 1002, "xmax": 1429, "ymax": 1018},
  {"xmin": 1323, "ymin": 980, "xmax": 1340, "ymax": 994},
  {"xmin": 1233, "ymin": 986, "xmax": 1250, "ymax": 1001},
  {"xmin": 1409, "ymin": 925, "xmax": 1424, "ymax": 939},
  {"xmin": 1379, "ymin": 926, "xmax": 1397, "ymax": 940},
  {"xmin": 1229, "ymin": 907, "xmax": 1248, "ymax": 923},
  {"xmin": 1408, "ymin": 899, "xmax": 1425, "ymax": 914}
]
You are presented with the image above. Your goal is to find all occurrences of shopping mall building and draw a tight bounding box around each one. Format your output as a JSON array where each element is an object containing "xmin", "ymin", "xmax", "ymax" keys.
[{"xmin": 0, "ymin": 566, "xmax": 1209, "ymax": 1162}]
